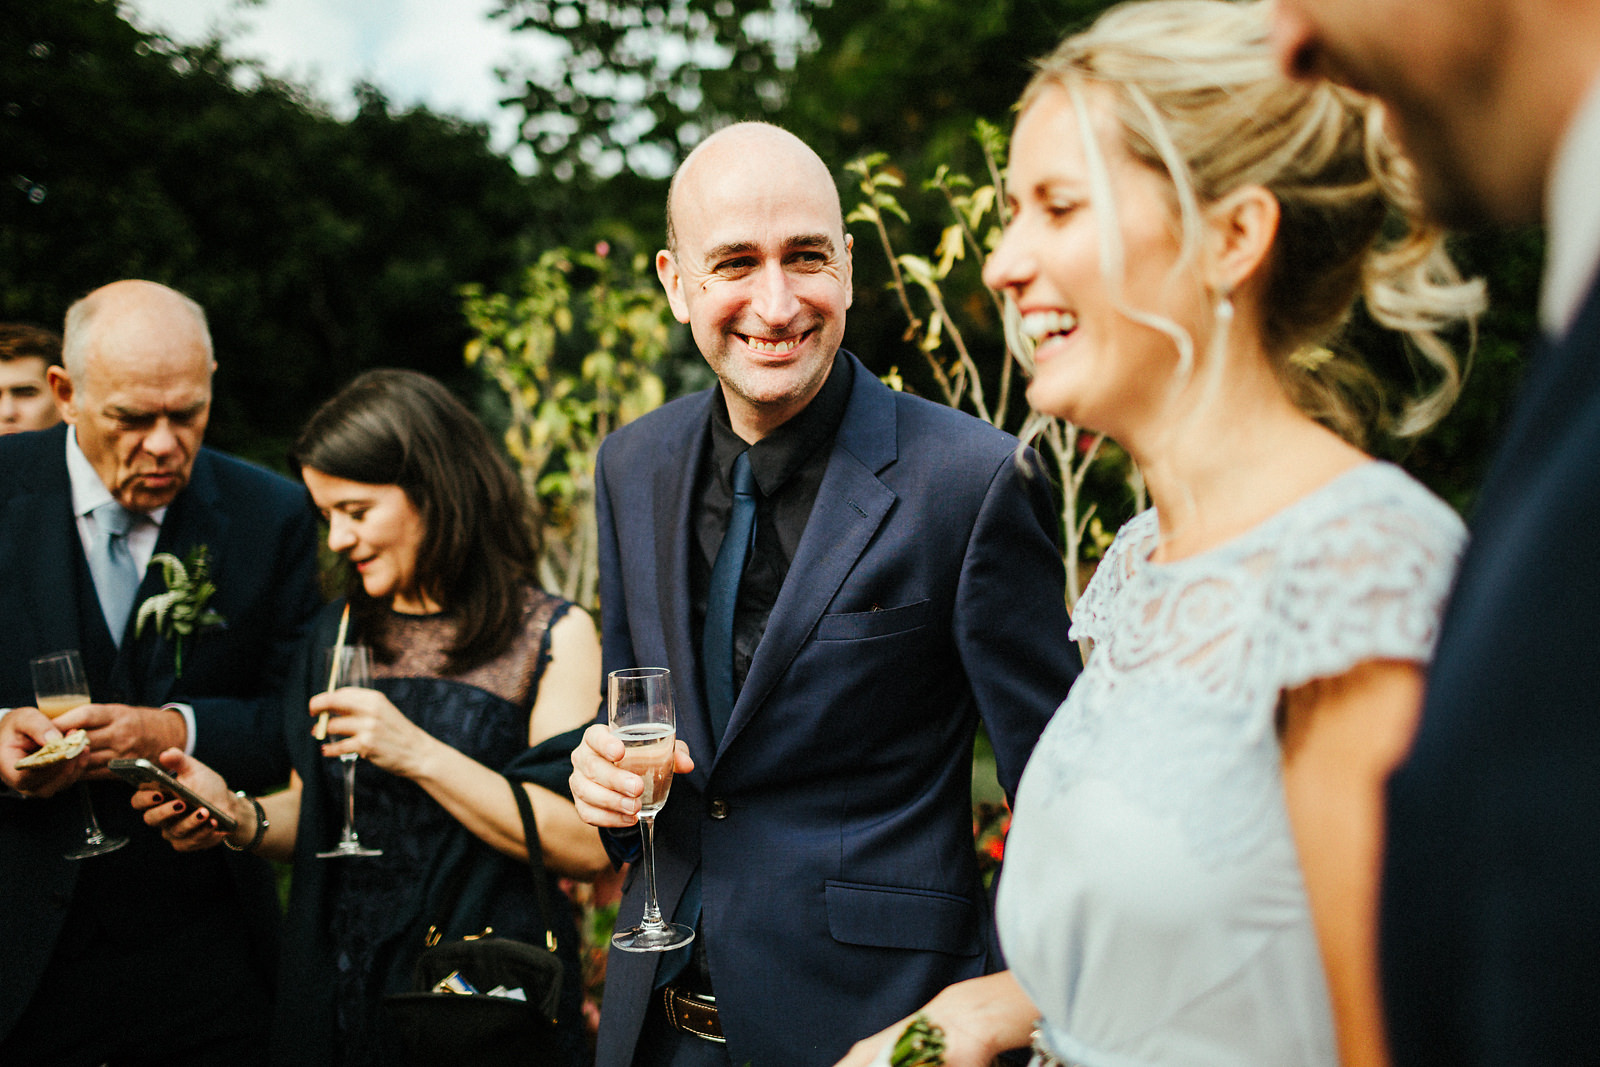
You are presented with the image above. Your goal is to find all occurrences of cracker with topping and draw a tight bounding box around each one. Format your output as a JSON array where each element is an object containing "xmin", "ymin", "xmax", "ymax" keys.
[{"xmin": 15, "ymin": 729, "xmax": 89, "ymax": 769}]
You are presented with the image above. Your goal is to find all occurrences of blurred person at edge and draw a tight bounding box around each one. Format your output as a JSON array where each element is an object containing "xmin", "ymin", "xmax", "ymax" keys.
[
  {"xmin": 838, "ymin": 2, "xmax": 1484, "ymax": 1065},
  {"xmin": 1272, "ymin": 0, "xmax": 1600, "ymax": 1062},
  {"xmin": 0, "ymin": 279, "xmax": 321, "ymax": 1066},
  {"xmin": 0, "ymin": 322, "xmax": 64, "ymax": 433},
  {"xmin": 135, "ymin": 369, "xmax": 607, "ymax": 1067}
]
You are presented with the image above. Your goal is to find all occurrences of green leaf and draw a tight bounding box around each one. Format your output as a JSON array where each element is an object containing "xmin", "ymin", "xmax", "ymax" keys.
[
  {"xmin": 935, "ymin": 224, "xmax": 965, "ymax": 276},
  {"xmin": 889, "ymin": 1014, "xmax": 946, "ymax": 1067},
  {"xmin": 133, "ymin": 546, "xmax": 226, "ymax": 678}
]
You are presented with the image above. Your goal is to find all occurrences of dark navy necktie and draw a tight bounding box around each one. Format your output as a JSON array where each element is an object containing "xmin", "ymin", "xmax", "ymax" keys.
[
  {"xmin": 657, "ymin": 451, "xmax": 756, "ymax": 990},
  {"xmin": 702, "ymin": 450, "xmax": 756, "ymax": 746}
]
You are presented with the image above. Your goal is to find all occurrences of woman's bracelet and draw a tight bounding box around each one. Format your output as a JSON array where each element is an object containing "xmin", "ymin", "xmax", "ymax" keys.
[{"xmin": 223, "ymin": 791, "xmax": 269, "ymax": 852}]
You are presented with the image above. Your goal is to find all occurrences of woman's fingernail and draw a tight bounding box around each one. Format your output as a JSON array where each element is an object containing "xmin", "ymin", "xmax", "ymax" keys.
[{"xmin": 173, "ymin": 802, "xmax": 186, "ymax": 813}]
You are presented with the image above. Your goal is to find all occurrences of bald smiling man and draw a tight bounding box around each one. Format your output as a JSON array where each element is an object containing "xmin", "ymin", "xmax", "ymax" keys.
[{"xmin": 568, "ymin": 123, "xmax": 1080, "ymax": 1067}]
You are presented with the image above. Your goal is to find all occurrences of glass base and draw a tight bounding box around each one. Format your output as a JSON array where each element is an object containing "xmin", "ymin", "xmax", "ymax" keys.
[
  {"xmin": 611, "ymin": 921, "xmax": 696, "ymax": 953},
  {"xmin": 317, "ymin": 841, "xmax": 383, "ymax": 858},
  {"xmin": 64, "ymin": 833, "xmax": 128, "ymax": 861}
]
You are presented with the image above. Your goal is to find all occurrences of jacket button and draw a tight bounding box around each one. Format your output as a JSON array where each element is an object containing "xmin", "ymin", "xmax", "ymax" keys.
[{"xmin": 708, "ymin": 798, "xmax": 730, "ymax": 820}]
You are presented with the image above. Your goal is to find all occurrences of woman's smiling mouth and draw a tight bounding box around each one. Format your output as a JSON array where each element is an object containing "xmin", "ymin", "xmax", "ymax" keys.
[{"xmin": 1021, "ymin": 310, "xmax": 1080, "ymax": 344}]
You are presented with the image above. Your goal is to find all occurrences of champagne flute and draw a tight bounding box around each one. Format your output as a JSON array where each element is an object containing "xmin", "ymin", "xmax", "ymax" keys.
[
  {"xmin": 30, "ymin": 650, "xmax": 127, "ymax": 860},
  {"xmin": 316, "ymin": 644, "xmax": 382, "ymax": 859},
  {"xmin": 608, "ymin": 666, "xmax": 694, "ymax": 952}
]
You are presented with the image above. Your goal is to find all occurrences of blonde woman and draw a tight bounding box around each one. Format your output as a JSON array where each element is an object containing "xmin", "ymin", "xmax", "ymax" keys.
[{"xmin": 838, "ymin": 2, "xmax": 1483, "ymax": 1066}]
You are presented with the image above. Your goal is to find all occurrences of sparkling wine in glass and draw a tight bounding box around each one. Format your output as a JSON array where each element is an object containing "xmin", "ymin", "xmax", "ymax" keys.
[
  {"xmin": 316, "ymin": 644, "xmax": 382, "ymax": 859},
  {"xmin": 609, "ymin": 666, "xmax": 694, "ymax": 952},
  {"xmin": 30, "ymin": 650, "xmax": 127, "ymax": 860}
]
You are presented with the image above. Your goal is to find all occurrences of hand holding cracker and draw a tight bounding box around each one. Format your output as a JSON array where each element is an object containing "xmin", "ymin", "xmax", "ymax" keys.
[
  {"xmin": 1, "ymin": 709, "xmax": 90, "ymax": 797},
  {"xmin": 15, "ymin": 729, "xmax": 88, "ymax": 768}
]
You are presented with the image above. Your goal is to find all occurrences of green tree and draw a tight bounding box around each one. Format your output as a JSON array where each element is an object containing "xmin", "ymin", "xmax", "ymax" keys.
[
  {"xmin": 495, "ymin": 0, "xmax": 1536, "ymax": 515},
  {"xmin": 492, "ymin": 0, "xmax": 1131, "ymax": 426},
  {"xmin": 463, "ymin": 244, "xmax": 675, "ymax": 607},
  {"xmin": 2, "ymin": 0, "xmax": 556, "ymax": 463},
  {"xmin": 495, "ymin": 0, "xmax": 810, "ymax": 184}
]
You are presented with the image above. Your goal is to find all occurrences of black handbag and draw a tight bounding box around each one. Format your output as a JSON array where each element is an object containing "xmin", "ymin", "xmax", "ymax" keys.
[{"xmin": 383, "ymin": 778, "xmax": 567, "ymax": 1066}]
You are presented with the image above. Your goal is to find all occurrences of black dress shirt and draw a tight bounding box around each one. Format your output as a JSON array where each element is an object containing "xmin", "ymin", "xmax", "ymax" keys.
[
  {"xmin": 690, "ymin": 353, "xmax": 855, "ymax": 711},
  {"xmin": 674, "ymin": 352, "xmax": 854, "ymax": 998}
]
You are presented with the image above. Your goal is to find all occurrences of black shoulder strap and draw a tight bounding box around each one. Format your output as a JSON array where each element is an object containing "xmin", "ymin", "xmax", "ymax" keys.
[
  {"xmin": 423, "ymin": 777, "xmax": 562, "ymax": 952},
  {"xmin": 510, "ymin": 776, "xmax": 561, "ymax": 951}
]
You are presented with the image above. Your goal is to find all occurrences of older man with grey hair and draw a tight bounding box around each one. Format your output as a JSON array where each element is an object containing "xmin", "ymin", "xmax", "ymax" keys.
[{"xmin": 0, "ymin": 279, "xmax": 321, "ymax": 1065}]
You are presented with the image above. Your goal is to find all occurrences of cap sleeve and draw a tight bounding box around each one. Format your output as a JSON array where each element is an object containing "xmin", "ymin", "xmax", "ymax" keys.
[{"xmin": 1270, "ymin": 476, "xmax": 1465, "ymax": 692}]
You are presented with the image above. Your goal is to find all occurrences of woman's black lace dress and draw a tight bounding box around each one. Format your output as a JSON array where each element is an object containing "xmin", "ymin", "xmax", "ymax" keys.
[{"xmin": 271, "ymin": 591, "xmax": 587, "ymax": 1067}]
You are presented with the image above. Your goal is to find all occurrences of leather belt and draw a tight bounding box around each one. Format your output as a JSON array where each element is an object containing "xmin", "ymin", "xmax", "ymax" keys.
[{"xmin": 661, "ymin": 986, "xmax": 724, "ymax": 1044}]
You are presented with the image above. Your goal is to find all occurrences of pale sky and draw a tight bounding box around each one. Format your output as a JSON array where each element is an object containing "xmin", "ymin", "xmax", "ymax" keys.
[{"xmin": 118, "ymin": 0, "xmax": 558, "ymax": 170}]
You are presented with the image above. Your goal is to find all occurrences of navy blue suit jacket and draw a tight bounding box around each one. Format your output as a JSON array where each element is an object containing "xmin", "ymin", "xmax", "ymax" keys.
[
  {"xmin": 1382, "ymin": 273, "xmax": 1600, "ymax": 1065},
  {"xmin": 0, "ymin": 424, "xmax": 321, "ymax": 1040},
  {"xmin": 593, "ymin": 353, "xmax": 1079, "ymax": 1067}
]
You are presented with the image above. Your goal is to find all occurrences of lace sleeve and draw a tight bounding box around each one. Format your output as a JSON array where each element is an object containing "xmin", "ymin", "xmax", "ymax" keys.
[
  {"xmin": 1270, "ymin": 483, "xmax": 1465, "ymax": 691},
  {"xmin": 1069, "ymin": 509, "xmax": 1156, "ymax": 644}
]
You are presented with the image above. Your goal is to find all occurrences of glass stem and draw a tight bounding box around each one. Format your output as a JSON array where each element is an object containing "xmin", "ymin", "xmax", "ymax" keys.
[
  {"xmin": 637, "ymin": 814, "xmax": 665, "ymax": 929},
  {"xmin": 78, "ymin": 783, "xmax": 107, "ymax": 842},
  {"xmin": 341, "ymin": 753, "xmax": 359, "ymax": 841}
]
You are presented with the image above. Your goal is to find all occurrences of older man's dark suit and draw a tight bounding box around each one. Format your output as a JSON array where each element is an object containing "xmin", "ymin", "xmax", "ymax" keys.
[
  {"xmin": 593, "ymin": 353, "xmax": 1078, "ymax": 1067},
  {"xmin": 1382, "ymin": 273, "xmax": 1600, "ymax": 1065},
  {"xmin": 0, "ymin": 423, "xmax": 320, "ymax": 1055}
]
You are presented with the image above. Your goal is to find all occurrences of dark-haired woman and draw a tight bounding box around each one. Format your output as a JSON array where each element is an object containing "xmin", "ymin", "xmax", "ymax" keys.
[{"xmin": 133, "ymin": 369, "xmax": 607, "ymax": 1067}]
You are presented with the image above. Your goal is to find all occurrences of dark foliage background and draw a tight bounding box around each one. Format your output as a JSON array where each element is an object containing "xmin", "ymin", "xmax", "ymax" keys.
[{"xmin": 3, "ymin": 0, "xmax": 1538, "ymax": 515}]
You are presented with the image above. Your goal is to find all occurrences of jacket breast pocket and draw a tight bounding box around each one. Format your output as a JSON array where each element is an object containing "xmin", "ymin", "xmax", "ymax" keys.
[
  {"xmin": 824, "ymin": 879, "xmax": 981, "ymax": 957},
  {"xmin": 815, "ymin": 599, "xmax": 932, "ymax": 642}
]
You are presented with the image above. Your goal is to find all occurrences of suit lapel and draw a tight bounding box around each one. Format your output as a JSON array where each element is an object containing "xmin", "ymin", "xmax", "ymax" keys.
[
  {"xmin": 649, "ymin": 399, "xmax": 716, "ymax": 784},
  {"xmin": 14, "ymin": 430, "xmax": 87, "ymax": 662},
  {"xmin": 718, "ymin": 360, "xmax": 898, "ymax": 757}
]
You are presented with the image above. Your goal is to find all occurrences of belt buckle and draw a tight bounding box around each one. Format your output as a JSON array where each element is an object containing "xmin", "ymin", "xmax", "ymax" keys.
[{"xmin": 662, "ymin": 986, "xmax": 726, "ymax": 1045}]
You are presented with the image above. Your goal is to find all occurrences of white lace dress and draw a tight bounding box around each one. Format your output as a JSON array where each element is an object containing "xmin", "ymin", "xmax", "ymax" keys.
[{"xmin": 997, "ymin": 462, "xmax": 1465, "ymax": 1067}]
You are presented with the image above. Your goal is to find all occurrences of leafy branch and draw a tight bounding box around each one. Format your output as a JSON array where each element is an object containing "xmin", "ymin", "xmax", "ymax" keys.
[
  {"xmin": 889, "ymin": 1014, "xmax": 947, "ymax": 1067},
  {"xmin": 462, "ymin": 244, "xmax": 672, "ymax": 609},
  {"xmin": 847, "ymin": 123, "xmax": 1131, "ymax": 607}
]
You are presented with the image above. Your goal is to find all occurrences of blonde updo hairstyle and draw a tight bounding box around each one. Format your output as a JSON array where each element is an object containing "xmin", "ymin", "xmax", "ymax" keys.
[{"xmin": 1019, "ymin": 0, "xmax": 1484, "ymax": 446}]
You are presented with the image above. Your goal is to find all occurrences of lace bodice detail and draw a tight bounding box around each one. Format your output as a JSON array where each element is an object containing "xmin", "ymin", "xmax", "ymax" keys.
[
  {"xmin": 997, "ymin": 462, "xmax": 1465, "ymax": 1067},
  {"xmin": 366, "ymin": 586, "xmax": 565, "ymax": 707}
]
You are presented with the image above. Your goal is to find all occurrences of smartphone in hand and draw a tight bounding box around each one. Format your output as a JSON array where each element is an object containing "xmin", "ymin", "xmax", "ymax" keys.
[{"xmin": 108, "ymin": 757, "xmax": 238, "ymax": 833}]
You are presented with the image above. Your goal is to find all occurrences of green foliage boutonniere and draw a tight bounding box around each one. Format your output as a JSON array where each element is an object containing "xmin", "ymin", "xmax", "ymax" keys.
[
  {"xmin": 134, "ymin": 546, "xmax": 225, "ymax": 678},
  {"xmin": 890, "ymin": 1013, "xmax": 947, "ymax": 1067}
]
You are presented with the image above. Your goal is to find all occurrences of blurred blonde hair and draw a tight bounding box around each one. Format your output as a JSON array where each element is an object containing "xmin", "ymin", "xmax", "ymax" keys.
[{"xmin": 1020, "ymin": 0, "xmax": 1484, "ymax": 446}]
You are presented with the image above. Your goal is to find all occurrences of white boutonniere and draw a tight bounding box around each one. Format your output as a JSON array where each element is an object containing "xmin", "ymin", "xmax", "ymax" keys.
[{"xmin": 135, "ymin": 546, "xmax": 225, "ymax": 678}]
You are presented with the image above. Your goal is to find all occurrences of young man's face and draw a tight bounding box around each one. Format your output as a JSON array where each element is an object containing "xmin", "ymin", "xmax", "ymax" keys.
[{"xmin": 0, "ymin": 356, "xmax": 61, "ymax": 434}]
